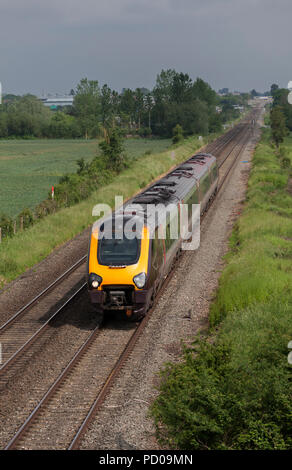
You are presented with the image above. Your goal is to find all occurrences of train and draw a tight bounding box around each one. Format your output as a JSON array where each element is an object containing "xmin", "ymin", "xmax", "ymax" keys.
[{"xmin": 87, "ymin": 151, "xmax": 219, "ymax": 320}]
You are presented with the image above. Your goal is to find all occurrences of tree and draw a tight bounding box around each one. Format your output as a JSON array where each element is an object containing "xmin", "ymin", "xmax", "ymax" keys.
[
  {"xmin": 209, "ymin": 113, "xmax": 222, "ymax": 133},
  {"xmin": 134, "ymin": 88, "xmax": 145, "ymax": 129},
  {"xmin": 47, "ymin": 111, "xmax": 81, "ymax": 138},
  {"xmin": 270, "ymin": 84, "xmax": 279, "ymax": 97},
  {"xmin": 270, "ymin": 106, "xmax": 287, "ymax": 147},
  {"xmin": 145, "ymin": 93, "xmax": 154, "ymax": 130},
  {"xmin": 4, "ymin": 94, "xmax": 51, "ymax": 137},
  {"xmin": 0, "ymin": 113, "xmax": 8, "ymax": 137},
  {"xmin": 193, "ymin": 78, "xmax": 217, "ymax": 107},
  {"xmin": 172, "ymin": 124, "xmax": 184, "ymax": 144},
  {"xmin": 271, "ymin": 88, "xmax": 292, "ymax": 131},
  {"xmin": 99, "ymin": 128, "xmax": 126, "ymax": 172},
  {"xmin": 154, "ymin": 69, "xmax": 177, "ymax": 103},
  {"xmin": 171, "ymin": 73, "xmax": 193, "ymax": 103},
  {"xmin": 101, "ymin": 84, "xmax": 114, "ymax": 128},
  {"xmin": 73, "ymin": 78, "xmax": 101, "ymax": 138},
  {"xmin": 151, "ymin": 70, "xmax": 219, "ymax": 137},
  {"xmin": 119, "ymin": 89, "xmax": 136, "ymax": 129}
]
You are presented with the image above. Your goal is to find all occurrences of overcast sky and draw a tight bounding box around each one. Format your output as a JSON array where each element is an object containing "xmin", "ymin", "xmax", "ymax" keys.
[{"xmin": 0, "ymin": 0, "xmax": 291, "ymax": 95}]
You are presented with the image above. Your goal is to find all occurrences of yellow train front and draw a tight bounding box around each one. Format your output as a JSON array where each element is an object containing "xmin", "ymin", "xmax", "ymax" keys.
[{"xmin": 87, "ymin": 214, "xmax": 155, "ymax": 320}]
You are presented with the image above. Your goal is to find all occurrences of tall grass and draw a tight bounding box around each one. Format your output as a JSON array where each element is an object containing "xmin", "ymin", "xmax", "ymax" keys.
[{"xmin": 151, "ymin": 129, "xmax": 292, "ymax": 450}]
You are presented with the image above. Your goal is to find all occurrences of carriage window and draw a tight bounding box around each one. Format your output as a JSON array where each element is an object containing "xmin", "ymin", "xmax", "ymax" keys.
[
  {"xmin": 200, "ymin": 174, "xmax": 210, "ymax": 195},
  {"xmin": 212, "ymin": 165, "xmax": 218, "ymax": 181},
  {"xmin": 165, "ymin": 222, "xmax": 176, "ymax": 250},
  {"xmin": 191, "ymin": 189, "xmax": 199, "ymax": 204}
]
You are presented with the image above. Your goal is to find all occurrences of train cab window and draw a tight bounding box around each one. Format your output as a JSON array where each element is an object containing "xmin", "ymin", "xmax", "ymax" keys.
[{"xmin": 98, "ymin": 236, "xmax": 141, "ymax": 266}]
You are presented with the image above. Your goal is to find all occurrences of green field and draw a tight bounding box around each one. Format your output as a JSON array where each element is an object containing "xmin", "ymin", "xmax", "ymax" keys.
[
  {"xmin": 0, "ymin": 138, "xmax": 171, "ymax": 217},
  {"xmin": 0, "ymin": 135, "xmax": 205, "ymax": 284}
]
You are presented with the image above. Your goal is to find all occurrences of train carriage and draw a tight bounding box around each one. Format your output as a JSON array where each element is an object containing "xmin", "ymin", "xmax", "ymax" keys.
[{"xmin": 87, "ymin": 152, "xmax": 218, "ymax": 320}]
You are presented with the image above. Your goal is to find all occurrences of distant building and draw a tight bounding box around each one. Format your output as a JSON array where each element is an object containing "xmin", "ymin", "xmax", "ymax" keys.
[
  {"xmin": 40, "ymin": 96, "xmax": 74, "ymax": 109},
  {"xmin": 218, "ymin": 88, "xmax": 229, "ymax": 95}
]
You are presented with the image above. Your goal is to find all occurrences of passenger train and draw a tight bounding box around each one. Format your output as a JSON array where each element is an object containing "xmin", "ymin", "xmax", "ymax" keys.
[{"xmin": 87, "ymin": 152, "xmax": 218, "ymax": 320}]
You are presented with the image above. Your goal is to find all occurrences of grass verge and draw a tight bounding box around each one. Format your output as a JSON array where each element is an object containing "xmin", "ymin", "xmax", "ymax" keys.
[{"xmin": 151, "ymin": 129, "xmax": 292, "ymax": 450}]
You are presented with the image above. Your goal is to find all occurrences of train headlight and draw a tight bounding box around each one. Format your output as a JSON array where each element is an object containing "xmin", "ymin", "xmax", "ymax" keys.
[
  {"xmin": 88, "ymin": 273, "xmax": 102, "ymax": 289},
  {"xmin": 133, "ymin": 272, "xmax": 146, "ymax": 289}
]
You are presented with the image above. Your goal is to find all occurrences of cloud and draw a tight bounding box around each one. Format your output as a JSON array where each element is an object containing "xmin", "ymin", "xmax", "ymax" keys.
[{"xmin": 0, "ymin": 0, "xmax": 292, "ymax": 94}]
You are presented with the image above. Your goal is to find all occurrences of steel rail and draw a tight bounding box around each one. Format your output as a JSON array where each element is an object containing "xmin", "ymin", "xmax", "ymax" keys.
[
  {"xmin": 5, "ymin": 325, "xmax": 100, "ymax": 450},
  {"xmin": 0, "ymin": 255, "xmax": 87, "ymax": 334},
  {"xmin": 0, "ymin": 282, "xmax": 87, "ymax": 375},
  {"xmin": 0, "ymin": 117, "xmax": 250, "ymax": 373},
  {"xmin": 69, "ymin": 116, "xmax": 257, "ymax": 450},
  {"xmin": 4, "ymin": 112, "xmax": 258, "ymax": 450}
]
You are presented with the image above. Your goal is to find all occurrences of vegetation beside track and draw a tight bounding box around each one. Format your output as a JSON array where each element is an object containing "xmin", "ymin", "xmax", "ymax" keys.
[
  {"xmin": 0, "ymin": 135, "xmax": 207, "ymax": 285},
  {"xmin": 151, "ymin": 129, "xmax": 292, "ymax": 450}
]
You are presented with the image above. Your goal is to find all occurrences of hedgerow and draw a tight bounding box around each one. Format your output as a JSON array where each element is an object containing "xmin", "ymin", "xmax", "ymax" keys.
[{"xmin": 151, "ymin": 129, "xmax": 292, "ymax": 450}]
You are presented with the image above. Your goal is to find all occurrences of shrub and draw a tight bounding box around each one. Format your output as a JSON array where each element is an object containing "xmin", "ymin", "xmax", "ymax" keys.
[
  {"xmin": 99, "ymin": 128, "xmax": 127, "ymax": 172},
  {"xmin": 172, "ymin": 124, "xmax": 184, "ymax": 144},
  {"xmin": 151, "ymin": 129, "xmax": 292, "ymax": 450},
  {"xmin": 138, "ymin": 127, "xmax": 152, "ymax": 137},
  {"xmin": 35, "ymin": 199, "xmax": 57, "ymax": 218},
  {"xmin": 0, "ymin": 214, "xmax": 14, "ymax": 238},
  {"xmin": 18, "ymin": 208, "xmax": 34, "ymax": 229}
]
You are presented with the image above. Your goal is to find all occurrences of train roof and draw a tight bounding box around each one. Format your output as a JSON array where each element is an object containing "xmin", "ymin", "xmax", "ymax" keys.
[
  {"xmin": 93, "ymin": 151, "xmax": 216, "ymax": 234},
  {"xmin": 124, "ymin": 151, "xmax": 216, "ymax": 207}
]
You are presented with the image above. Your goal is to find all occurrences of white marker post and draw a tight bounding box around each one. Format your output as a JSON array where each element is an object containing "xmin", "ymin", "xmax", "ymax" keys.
[
  {"xmin": 288, "ymin": 81, "xmax": 292, "ymax": 105},
  {"xmin": 0, "ymin": 82, "xmax": 2, "ymax": 105}
]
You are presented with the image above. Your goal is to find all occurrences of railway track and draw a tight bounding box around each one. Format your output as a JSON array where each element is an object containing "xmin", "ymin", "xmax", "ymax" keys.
[
  {"xmin": 0, "ymin": 114, "xmax": 252, "ymax": 378},
  {"xmin": 2, "ymin": 108, "xmax": 260, "ymax": 450}
]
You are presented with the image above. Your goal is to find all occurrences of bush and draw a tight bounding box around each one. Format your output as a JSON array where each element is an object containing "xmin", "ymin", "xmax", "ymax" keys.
[
  {"xmin": 0, "ymin": 214, "xmax": 14, "ymax": 238},
  {"xmin": 138, "ymin": 127, "xmax": 152, "ymax": 137},
  {"xmin": 99, "ymin": 128, "xmax": 127, "ymax": 172},
  {"xmin": 35, "ymin": 199, "xmax": 57, "ymax": 218},
  {"xmin": 172, "ymin": 124, "xmax": 184, "ymax": 144},
  {"xmin": 151, "ymin": 129, "xmax": 292, "ymax": 450},
  {"xmin": 18, "ymin": 208, "xmax": 34, "ymax": 229}
]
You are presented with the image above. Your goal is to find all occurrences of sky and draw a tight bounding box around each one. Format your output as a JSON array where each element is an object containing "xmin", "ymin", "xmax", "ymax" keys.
[{"xmin": 0, "ymin": 0, "xmax": 291, "ymax": 95}]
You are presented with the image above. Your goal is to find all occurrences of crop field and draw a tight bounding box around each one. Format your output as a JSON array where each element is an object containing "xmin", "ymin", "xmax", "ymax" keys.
[
  {"xmin": 0, "ymin": 135, "xmax": 204, "ymax": 283},
  {"xmin": 0, "ymin": 138, "xmax": 171, "ymax": 217}
]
